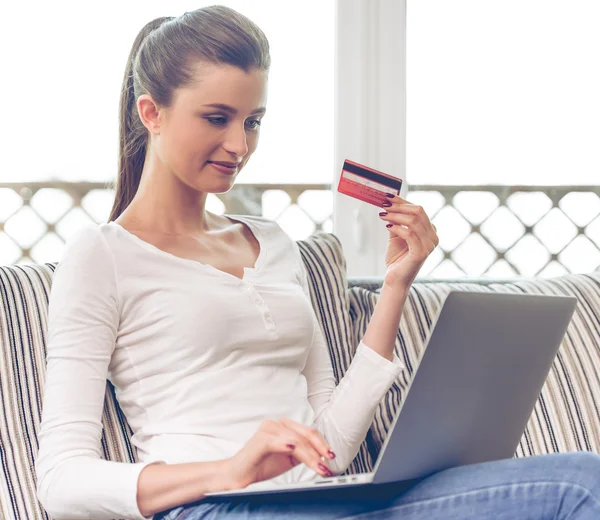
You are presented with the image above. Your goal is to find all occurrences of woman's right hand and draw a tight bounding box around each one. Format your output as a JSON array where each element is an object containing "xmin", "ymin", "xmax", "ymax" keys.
[{"xmin": 223, "ymin": 417, "xmax": 337, "ymax": 490}]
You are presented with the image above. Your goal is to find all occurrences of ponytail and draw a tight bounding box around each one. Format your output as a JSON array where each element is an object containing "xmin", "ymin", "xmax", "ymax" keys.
[{"xmin": 108, "ymin": 16, "xmax": 174, "ymax": 222}]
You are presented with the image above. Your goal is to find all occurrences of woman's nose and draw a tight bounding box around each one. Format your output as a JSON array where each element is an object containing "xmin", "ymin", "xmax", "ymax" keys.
[{"xmin": 223, "ymin": 123, "xmax": 249, "ymax": 157}]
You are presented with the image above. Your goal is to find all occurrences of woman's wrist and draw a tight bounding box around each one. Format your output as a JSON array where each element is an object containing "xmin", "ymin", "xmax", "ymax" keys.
[
  {"xmin": 213, "ymin": 457, "xmax": 248, "ymax": 492},
  {"xmin": 138, "ymin": 459, "xmax": 242, "ymax": 517}
]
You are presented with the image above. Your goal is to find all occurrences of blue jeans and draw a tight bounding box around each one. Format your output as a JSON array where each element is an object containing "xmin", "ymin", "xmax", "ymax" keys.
[{"xmin": 157, "ymin": 452, "xmax": 600, "ymax": 519}]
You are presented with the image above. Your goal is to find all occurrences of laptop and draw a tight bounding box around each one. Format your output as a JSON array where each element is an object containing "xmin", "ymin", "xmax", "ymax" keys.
[{"xmin": 206, "ymin": 290, "xmax": 577, "ymax": 497}]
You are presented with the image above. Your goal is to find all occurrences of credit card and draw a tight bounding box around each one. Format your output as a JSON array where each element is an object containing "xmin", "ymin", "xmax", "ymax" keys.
[{"xmin": 337, "ymin": 159, "xmax": 402, "ymax": 207}]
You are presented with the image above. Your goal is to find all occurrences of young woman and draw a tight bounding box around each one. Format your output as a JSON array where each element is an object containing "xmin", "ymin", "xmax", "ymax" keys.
[{"xmin": 35, "ymin": 6, "xmax": 600, "ymax": 520}]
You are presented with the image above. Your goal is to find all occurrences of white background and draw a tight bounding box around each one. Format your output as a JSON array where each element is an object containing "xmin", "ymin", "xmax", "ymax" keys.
[
  {"xmin": 407, "ymin": 0, "xmax": 600, "ymax": 186},
  {"xmin": 2, "ymin": 1, "xmax": 598, "ymax": 186},
  {"xmin": 0, "ymin": 1, "xmax": 334, "ymax": 184}
]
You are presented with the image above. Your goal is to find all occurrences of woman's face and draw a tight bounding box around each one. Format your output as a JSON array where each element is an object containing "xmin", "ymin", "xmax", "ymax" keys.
[{"xmin": 146, "ymin": 62, "xmax": 268, "ymax": 194}]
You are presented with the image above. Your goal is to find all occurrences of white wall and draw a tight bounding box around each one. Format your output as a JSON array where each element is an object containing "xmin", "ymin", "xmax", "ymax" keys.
[{"xmin": 334, "ymin": 0, "xmax": 407, "ymax": 277}]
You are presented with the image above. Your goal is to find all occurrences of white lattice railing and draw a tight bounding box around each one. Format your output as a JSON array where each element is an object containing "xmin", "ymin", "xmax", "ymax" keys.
[{"xmin": 1, "ymin": 182, "xmax": 599, "ymax": 277}]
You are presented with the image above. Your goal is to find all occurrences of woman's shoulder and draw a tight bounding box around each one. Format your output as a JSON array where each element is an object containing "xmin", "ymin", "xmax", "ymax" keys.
[
  {"xmin": 59, "ymin": 223, "xmax": 119, "ymax": 266},
  {"xmin": 52, "ymin": 224, "xmax": 122, "ymax": 293}
]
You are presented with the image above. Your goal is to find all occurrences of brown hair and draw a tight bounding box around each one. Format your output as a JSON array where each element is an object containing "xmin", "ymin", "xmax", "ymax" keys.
[{"xmin": 108, "ymin": 6, "xmax": 271, "ymax": 222}]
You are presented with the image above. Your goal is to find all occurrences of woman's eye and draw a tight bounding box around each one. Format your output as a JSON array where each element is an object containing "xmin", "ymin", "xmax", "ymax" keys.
[
  {"xmin": 205, "ymin": 116, "xmax": 261, "ymax": 129},
  {"xmin": 246, "ymin": 119, "xmax": 262, "ymax": 130},
  {"xmin": 207, "ymin": 117, "xmax": 227, "ymax": 126}
]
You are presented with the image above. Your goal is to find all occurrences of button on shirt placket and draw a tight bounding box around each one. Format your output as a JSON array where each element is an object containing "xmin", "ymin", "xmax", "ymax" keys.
[{"xmin": 242, "ymin": 282, "xmax": 277, "ymax": 333}]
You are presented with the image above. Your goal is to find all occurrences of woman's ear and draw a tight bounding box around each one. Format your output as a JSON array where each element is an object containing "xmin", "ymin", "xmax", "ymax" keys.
[{"xmin": 137, "ymin": 94, "xmax": 162, "ymax": 135}]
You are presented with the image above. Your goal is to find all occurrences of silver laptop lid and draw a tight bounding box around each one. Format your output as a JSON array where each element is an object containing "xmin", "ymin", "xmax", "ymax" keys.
[{"xmin": 372, "ymin": 290, "xmax": 577, "ymax": 484}]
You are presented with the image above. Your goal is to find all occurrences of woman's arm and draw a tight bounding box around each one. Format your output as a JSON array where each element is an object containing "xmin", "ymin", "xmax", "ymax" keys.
[
  {"xmin": 296, "ymin": 195, "xmax": 438, "ymax": 473},
  {"xmin": 300, "ymin": 310, "xmax": 404, "ymax": 474},
  {"xmin": 360, "ymin": 282, "xmax": 408, "ymax": 361},
  {"xmin": 366, "ymin": 194, "xmax": 439, "ymax": 360},
  {"xmin": 136, "ymin": 459, "xmax": 233, "ymax": 517},
  {"xmin": 295, "ymin": 255, "xmax": 404, "ymax": 474},
  {"xmin": 138, "ymin": 414, "xmax": 341, "ymax": 517},
  {"xmin": 35, "ymin": 226, "xmax": 169, "ymax": 520}
]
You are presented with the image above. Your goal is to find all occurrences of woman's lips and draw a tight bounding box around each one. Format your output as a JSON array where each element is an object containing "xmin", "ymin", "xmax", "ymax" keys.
[{"xmin": 208, "ymin": 162, "xmax": 237, "ymax": 174}]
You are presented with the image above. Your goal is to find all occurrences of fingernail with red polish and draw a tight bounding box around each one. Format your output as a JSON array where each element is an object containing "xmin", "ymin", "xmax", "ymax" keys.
[
  {"xmin": 379, "ymin": 212, "xmax": 388, "ymax": 217},
  {"xmin": 318, "ymin": 463, "xmax": 331, "ymax": 475},
  {"xmin": 381, "ymin": 201, "xmax": 392, "ymax": 207},
  {"xmin": 385, "ymin": 193, "xmax": 396, "ymax": 198},
  {"xmin": 286, "ymin": 444, "xmax": 295, "ymax": 450},
  {"xmin": 328, "ymin": 450, "xmax": 336, "ymax": 459},
  {"xmin": 386, "ymin": 224, "xmax": 393, "ymax": 228}
]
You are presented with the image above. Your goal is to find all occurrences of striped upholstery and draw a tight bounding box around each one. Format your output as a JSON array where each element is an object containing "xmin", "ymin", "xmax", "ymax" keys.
[
  {"xmin": 0, "ymin": 232, "xmax": 368, "ymax": 520},
  {"xmin": 348, "ymin": 273, "xmax": 600, "ymax": 463}
]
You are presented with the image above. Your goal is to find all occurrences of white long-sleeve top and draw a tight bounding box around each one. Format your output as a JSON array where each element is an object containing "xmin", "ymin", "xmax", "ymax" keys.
[{"xmin": 35, "ymin": 215, "xmax": 404, "ymax": 520}]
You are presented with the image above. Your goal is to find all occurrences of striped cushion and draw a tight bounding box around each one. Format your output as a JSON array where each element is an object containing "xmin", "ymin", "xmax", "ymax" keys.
[
  {"xmin": 348, "ymin": 272, "xmax": 600, "ymax": 463},
  {"xmin": 0, "ymin": 233, "xmax": 369, "ymax": 520}
]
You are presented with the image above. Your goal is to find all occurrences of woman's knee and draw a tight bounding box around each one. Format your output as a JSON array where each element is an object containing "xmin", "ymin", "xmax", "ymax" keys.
[
  {"xmin": 565, "ymin": 450, "xmax": 600, "ymax": 464},
  {"xmin": 550, "ymin": 451, "xmax": 600, "ymax": 491},
  {"xmin": 554, "ymin": 451, "xmax": 600, "ymax": 471}
]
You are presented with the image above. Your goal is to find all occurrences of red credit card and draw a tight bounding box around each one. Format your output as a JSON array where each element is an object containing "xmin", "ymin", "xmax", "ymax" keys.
[{"xmin": 337, "ymin": 159, "xmax": 402, "ymax": 207}]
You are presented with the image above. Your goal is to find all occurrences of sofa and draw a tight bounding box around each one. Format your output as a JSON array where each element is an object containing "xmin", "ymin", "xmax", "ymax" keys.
[{"xmin": 1, "ymin": 231, "xmax": 599, "ymax": 520}]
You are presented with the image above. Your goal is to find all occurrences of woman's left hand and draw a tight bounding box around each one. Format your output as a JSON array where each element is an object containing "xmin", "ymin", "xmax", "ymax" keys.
[{"xmin": 378, "ymin": 193, "xmax": 439, "ymax": 290}]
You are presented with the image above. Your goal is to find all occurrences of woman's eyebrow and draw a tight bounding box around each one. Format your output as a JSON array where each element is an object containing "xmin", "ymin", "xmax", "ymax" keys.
[{"xmin": 201, "ymin": 103, "xmax": 266, "ymax": 115}]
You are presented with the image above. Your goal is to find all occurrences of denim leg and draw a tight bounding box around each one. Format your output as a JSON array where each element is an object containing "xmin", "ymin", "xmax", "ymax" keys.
[
  {"xmin": 347, "ymin": 451, "xmax": 600, "ymax": 520},
  {"xmin": 161, "ymin": 451, "xmax": 600, "ymax": 520}
]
